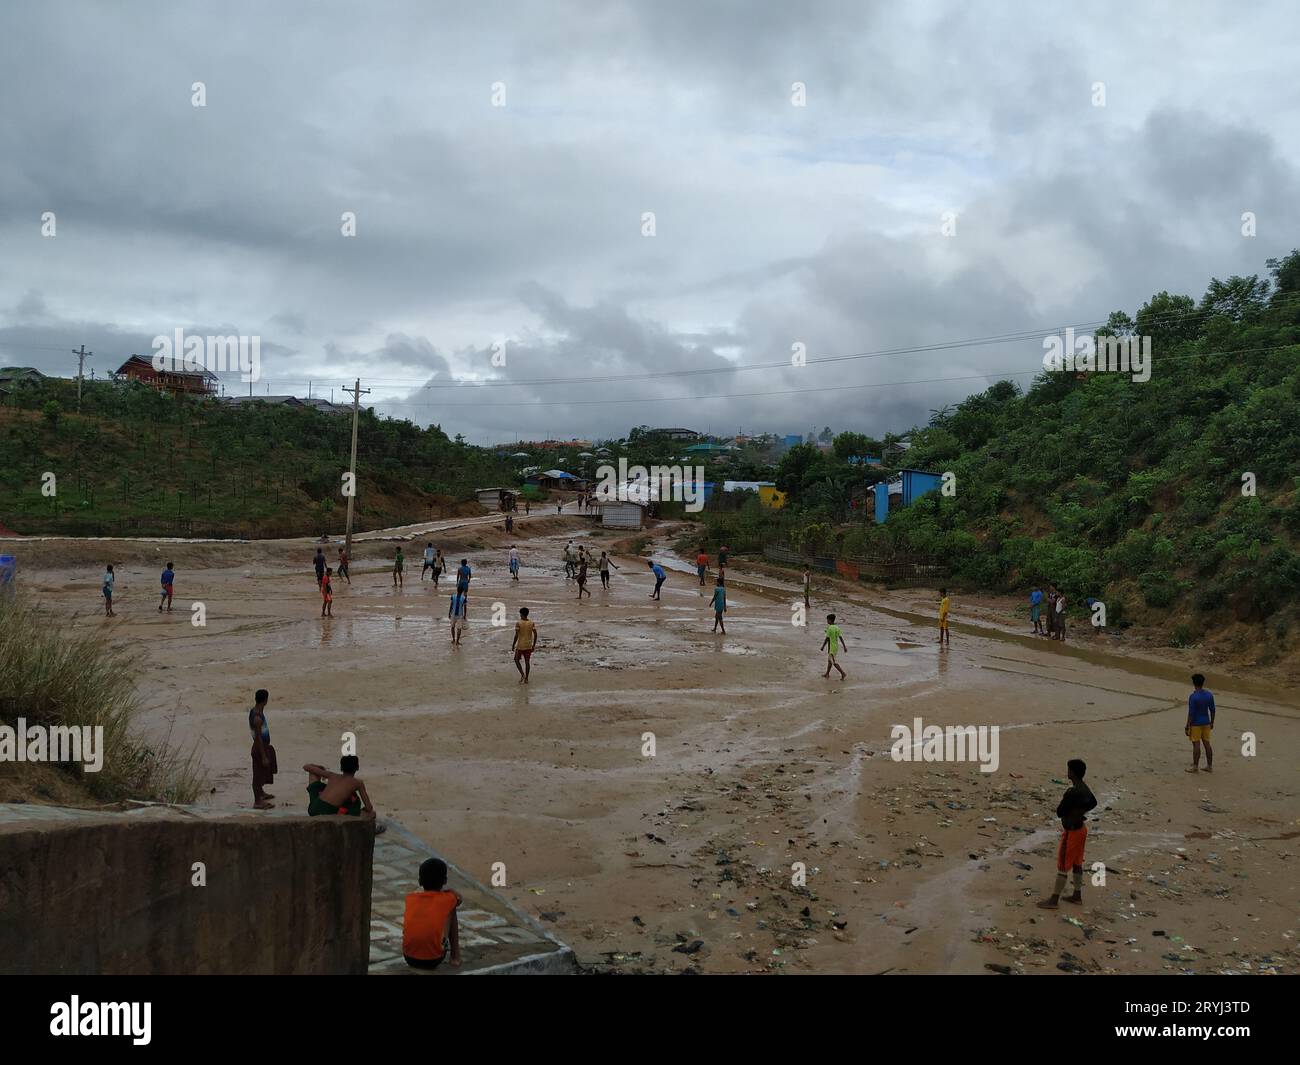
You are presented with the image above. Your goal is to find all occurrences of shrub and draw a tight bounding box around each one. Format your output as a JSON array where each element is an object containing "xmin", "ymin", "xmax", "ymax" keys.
[{"xmin": 0, "ymin": 597, "xmax": 205, "ymax": 803}]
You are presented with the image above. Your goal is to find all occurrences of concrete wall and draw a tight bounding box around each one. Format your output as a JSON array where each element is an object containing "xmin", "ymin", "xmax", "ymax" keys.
[{"xmin": 0, "ymin": 810, "xmax": 374, "ymax": 974}]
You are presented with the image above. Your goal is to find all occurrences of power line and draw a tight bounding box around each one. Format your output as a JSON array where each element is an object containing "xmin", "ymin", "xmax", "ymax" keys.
[
  {"xmin": 388, "ymin": 342, "xmax": 1300, "ymax": 409},
  {"xmin": 5, "ymin": 291, "xmax": 1297, "ymax": 400},
  {"xmin": 229, "ymin": 292, "xmax": 1300, "ymax": 393}
]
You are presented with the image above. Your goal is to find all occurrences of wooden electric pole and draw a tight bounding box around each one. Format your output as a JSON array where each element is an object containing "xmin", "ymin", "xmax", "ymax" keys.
[
  {"xmin": 342, "ymin": 378, "xmax": 370, "ymax": 559},
  {"xmin": 73, "ymin": 345, "xmax": 92, "ymax": 411}
]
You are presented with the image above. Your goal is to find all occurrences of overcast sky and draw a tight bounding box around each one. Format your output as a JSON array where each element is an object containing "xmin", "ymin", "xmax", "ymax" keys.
[{"xmin": 2, "ymin": 1, "xmax": 1297, "ymax": 444}]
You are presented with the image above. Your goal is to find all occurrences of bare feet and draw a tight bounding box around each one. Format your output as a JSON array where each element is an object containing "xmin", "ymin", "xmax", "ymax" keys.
[
  {"xmin": 1036, "ymin": 898, "xmax": 1059, "ymax": 909},
  {"xmin": 254, "ymin": 799, "xmax": 275, "ymax": 809},
  {"xmin": 1064, "ymin": 894, "xmax": 1083, "ymax": 905},
  {"xmin": 1185, "ymin": 766, "xmax": 1199, "ymax": 773}
]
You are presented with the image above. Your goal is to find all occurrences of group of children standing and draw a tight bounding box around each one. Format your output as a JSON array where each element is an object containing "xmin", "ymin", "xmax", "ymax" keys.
[{"xmin": 1029, "ymin": 585, "xmax": 1067, "ymax": 640}]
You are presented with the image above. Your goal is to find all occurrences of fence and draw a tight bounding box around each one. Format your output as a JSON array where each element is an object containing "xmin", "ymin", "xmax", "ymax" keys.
[{"xmin": 763, "ymin": 543, "xmax": 948, "ymax": 586}]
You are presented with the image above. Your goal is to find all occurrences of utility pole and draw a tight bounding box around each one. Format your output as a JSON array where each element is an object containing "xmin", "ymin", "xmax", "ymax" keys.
[
  {"xmin": 342, "ymin": 378, "xmax": 370, "ymax": 560},
  {"xmin": 72, "ymin": 345, "xmax": 92, "ymax": 411}
]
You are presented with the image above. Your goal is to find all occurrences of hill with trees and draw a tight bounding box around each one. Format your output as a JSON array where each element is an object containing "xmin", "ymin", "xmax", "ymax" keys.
[
  {"xmin": 693, "ymin": 251, "xmax": 1300, "ymax": 661},
  {"xmin": 0, "ymin": 382, "xmax": 516, "ymax": 537}
]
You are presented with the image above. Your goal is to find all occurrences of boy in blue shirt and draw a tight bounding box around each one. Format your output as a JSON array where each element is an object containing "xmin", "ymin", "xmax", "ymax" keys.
[
  {"xmin": 710, "ymin": 578, "xmax": 726, "ymax": 633},
  {"xmin": 1029, "ymin": 587, "xmax": 1044, "ymax": 635},
  {"xmin": 1186, "ymin": 673, "xmax": 1216, "ymax": 773},
  {"xmin": 159, "ymin": 562, "xmax": 175, "ymax": 613},
  {"xmin": 648, "ymin": 560, "xmax": 666, "ymax": 600},
  {"xmin": 448, "ymin": 590, "xmax": 468, "ymax": 645}
]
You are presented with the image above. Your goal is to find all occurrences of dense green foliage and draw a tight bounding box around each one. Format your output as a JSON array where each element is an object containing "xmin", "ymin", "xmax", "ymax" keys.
[{"xmin": 692, "ymin": 252, "xmax": 1300, "ymax": 636}]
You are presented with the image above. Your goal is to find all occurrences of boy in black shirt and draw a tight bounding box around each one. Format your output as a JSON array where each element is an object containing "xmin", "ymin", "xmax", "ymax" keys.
[{"xmin": 1037, "ymin": 758, "xmax": 1097, "ymax": 909}]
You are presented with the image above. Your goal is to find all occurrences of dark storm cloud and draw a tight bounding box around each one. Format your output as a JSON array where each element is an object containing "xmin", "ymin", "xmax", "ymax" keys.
[{"xmin": 1, "ymin": 1, "xmax": 1296, "ymax": 443}]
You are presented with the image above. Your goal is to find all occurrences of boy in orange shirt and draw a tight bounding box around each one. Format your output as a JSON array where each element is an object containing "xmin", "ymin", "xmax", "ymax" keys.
[{"xmin": 403, "ymin": 858, "xmax": 462, "ymax": 970}]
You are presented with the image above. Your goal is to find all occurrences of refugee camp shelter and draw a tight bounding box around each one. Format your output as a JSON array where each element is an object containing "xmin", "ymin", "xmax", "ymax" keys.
[
  {"xmin": 600, "ymin": 499, "xmax": 645, "ymax": 530},
  {"xmin": 526, "ymin": 469, "xmax": 586, "ymax": 489},
  {"xmin": 871, "ymin": 468, "xmax": 943, "ymax": 523}
]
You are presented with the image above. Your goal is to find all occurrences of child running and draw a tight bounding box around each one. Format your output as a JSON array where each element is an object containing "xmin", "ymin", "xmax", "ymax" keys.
[
  {"xmin": 432, "ymin": 549, "xmax": 444, "ymax": 588},
  {"xmin": 102, "ymin": 564, "xmax": 116, "ymax": 617},
  {"xmin": 938, "ymin": 587, "xmax": 951, "ymax": 648},
  {"xmin": 448, "ymin": 588, "xmax": 468, "ymax": 645},
  {"xmin": 509, "ymin": 546, "xmax": 520, "ymax": 581},
  {"xmin": 321, "ymin": 566, "xmax": 334, "ymax": 617},
  {"xmin": 159, "ymin": 561, "xmax": 175, "ymax": 612},
  {"xmin": 576, "ymin": 553, "xmax": 590, "ymax": 599},
  {"xmin": 598, "ymin": 551, "xmax": 618, "ymax": 589},
  {"xmin": 337, "ymin": 547, "xmax": 350, "ymax": 584},
  {"xmin": 512, "ymin": 606, "xmax": 538, "ymax": 683},
  {"xmin": 402, "ymin": 858, "xmax": 463, "ymax": 970},
  {"xmin": 422, "ymin": 542, "xmax": 435, "ymax": 580},
  {"xmin": 710, "ymin": 578, "xmax": 727, "ymax": 634},
  {"xmin": 821, "ymin": 613, "xmax": 847, "ymax": 678},
  {"xmin": 1037, "ymin": 758, "xmax": 1097, "ymax": 909}
]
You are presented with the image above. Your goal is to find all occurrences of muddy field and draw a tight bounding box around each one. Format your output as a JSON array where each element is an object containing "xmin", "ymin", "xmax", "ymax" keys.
[{"xmin": 8, "ymin": 510, "xmax": 1298, "ymax": 975}]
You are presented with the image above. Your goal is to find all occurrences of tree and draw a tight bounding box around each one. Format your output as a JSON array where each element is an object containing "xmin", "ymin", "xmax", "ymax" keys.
[
  {"xmin": 1200, "ymin": 275, "xmax": 1270, "ymax": 322},
  {"xmin": 1134, "ymin": 291, "xmax": 1198, "ymax": 346},
  {"xmin": 1266, "ymin": 250, "xmax": 1300, "ymax": 299}
]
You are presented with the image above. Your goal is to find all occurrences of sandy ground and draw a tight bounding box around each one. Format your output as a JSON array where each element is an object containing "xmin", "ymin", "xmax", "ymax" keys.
[{"xmin": 9, "ymin": 511, "xmax": 1299, "ymax": 975}]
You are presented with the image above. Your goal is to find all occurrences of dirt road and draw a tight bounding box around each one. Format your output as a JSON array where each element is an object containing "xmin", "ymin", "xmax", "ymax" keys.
[{"xmin": 12, "ymin": 516, "xmax": 1298, "ymax": 974}]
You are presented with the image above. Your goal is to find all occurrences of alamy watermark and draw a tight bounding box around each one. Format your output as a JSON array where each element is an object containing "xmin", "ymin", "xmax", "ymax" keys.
[
  {"xmin": 0, "ymin": 719, "xmax": 104, "ymax": 772},
  {"xmin": 890, "ymin": 717, "xmax": 999, "ymax": 773},
  {"xmin": 151, "ymin": 328, "xmax": 261, "ymax": 383},
  {"xmin": 593, "ymin": 460, "xmax": 706, "ymax": 512},
  {"xmin": 1042, "ymin": 328, "xmax": 1150, "ymax": 382}
]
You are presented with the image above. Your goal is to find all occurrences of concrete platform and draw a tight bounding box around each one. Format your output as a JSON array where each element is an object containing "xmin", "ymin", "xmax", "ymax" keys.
[
  {"xmin": 368, "ymin": 820, "xmax": 576, "ymax": 975},
  {"xmin": 0, "ymin": 801, "xmax": 576, "ymax": 975}
]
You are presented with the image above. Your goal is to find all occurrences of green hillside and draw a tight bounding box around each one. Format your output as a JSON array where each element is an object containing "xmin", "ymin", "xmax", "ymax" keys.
[
  {"xmin": 0, "ymin": 384, "xmax": 515, "ymax": 537},
  {"xmin": 698, "ymin": 251, "xmax": 1300, "ymax": 658}
]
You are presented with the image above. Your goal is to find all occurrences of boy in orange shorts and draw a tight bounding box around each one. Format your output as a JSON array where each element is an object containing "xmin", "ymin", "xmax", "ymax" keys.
[
  {"xmin": 1038, "ymin": 758, "xmax": 1097, "ymax": 909},
  {"xmin": 402, "ymin": 858, "xmax": 462, "ymax": 970}
]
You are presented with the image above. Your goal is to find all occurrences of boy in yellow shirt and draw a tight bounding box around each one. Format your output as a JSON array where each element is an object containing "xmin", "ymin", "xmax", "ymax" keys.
[{"xmin": 938, "ymin": 588, "xmax": 951, "ymax": 648}]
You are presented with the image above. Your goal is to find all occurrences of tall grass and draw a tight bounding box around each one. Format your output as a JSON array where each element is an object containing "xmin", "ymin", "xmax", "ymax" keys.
[{"xmin": 0, "ymin": 596, "xmax": 205, "ymax": 804}]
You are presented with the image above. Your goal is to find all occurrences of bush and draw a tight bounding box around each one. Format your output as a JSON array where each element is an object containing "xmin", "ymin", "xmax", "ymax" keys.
[
  {"xmin": 0, "ymin": 597, "xmax": 205, "ymax": 803},
  {"xmin": 1138, "ymin": 570, "xmax": 1179, "ymax": 608}
]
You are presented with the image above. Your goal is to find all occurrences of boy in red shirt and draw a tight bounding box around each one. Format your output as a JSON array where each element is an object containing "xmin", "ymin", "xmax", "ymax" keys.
[{"xmin": 402, "ymin": 858, "xmax": 462, "ymax": 970}]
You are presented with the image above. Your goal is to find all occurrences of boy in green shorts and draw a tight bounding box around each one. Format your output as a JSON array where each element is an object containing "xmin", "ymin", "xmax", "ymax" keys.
[{"xmin": 303, "ymin": 756, "xmax": 376, "ymax": 819}]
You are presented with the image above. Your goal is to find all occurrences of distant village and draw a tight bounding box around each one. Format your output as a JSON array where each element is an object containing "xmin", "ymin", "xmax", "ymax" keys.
[{"xmin": 1, "ymin": 367, "xmax": 937, "ymax": 531}]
